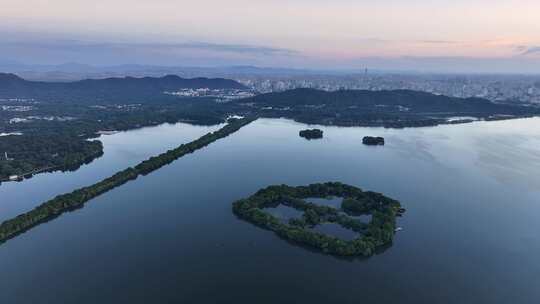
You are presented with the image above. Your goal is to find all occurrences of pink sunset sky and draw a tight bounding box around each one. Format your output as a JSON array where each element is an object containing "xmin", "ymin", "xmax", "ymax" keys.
[{"xmin": 1, "ymin": 0, "xmax": 539, "ymax": 73}]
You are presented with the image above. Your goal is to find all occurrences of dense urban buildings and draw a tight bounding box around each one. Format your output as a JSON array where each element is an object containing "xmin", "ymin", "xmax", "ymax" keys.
[{"xmin": 237, "ymin": 73, "xmax": 540, "ymax": 104}]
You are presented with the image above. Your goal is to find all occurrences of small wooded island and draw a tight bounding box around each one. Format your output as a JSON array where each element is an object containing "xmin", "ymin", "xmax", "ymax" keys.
[
  {"xmin": 362, "ymin": 136, "xmax": 385, "ymax": 146},
  {"xmin": 233, "ymin": 182, "xmax": 405, "ymax": 257},
  {"xmin": 299, "ymin": 129, "xmax": 323, "ymax": 140}
]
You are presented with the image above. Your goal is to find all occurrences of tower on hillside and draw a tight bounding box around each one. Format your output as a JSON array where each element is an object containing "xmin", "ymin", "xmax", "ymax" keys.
[{"xmin": 4, "ymin": 152, "xmax": 13, "ymax": 161}]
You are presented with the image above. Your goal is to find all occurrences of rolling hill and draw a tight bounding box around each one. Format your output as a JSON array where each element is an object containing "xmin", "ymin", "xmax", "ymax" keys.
[
  {"xmin": 236, "ymin": 88, "xmax": 540, "ymax": 127},
  {"xmin": 0, "ymin": 73, "xmax": 246, "ymax": 103}
]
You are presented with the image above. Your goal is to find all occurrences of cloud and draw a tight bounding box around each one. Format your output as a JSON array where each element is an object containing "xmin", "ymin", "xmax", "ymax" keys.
[
  {"xmin": 418, "ymin": 40, "xmax": 460, "ymax": 44},
  {"xmin": 153, "ymin": 42, "xmax": 299, "ymax": 56},
  {"xmin": 0, "ymin": 35, "xmax": 302, "ymax": 66},
  {"xmin": 520, "ymin": 46, "xmax": 540, "ymax": 56},
  {"xmin": 1, "ymin": 31, "xmax": 538, "ymax": 73},
  {"xmin": 4, "ymin": 39, "xmax": 299, "ymax": 56}
]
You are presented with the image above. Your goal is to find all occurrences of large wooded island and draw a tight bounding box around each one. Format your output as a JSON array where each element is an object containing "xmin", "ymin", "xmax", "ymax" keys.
[{"xmin": 233, "ymin": 182, "xmax": 405, "ymax": 257}]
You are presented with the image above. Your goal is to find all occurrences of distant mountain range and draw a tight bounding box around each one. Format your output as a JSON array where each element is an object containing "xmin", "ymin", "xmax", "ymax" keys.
[
  {"xmin": 0, "ymin": 73, "xmax": 246, "ymax": 103},
  {"xmin": 0, "ymin": 62, "xmax": 333, "ymax": 82}
]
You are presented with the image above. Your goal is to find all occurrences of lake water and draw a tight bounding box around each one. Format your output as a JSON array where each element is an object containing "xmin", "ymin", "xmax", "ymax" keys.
[
  {"xmin": 264, "ymin": 205, "xmax": 304, "ymax": 223},
  {"xmin": 1, "ymin": 117, "xmax": 540, "ymax": 303},
  {"xmin": 307, "ymin": 196, "xmax": 343, "ymax": 208},
  {"xmin": 0, "ymin": 122, "xmax": 221, "ymax": 222}
]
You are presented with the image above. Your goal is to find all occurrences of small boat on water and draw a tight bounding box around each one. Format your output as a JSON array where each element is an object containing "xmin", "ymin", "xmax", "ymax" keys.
[{"xmin": 395, "ymin": 227, "xmax": 403, "ymax": 232}]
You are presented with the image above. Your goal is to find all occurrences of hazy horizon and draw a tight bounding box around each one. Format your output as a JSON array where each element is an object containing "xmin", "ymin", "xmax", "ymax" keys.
[{"xmin": 1, "ymin": 0, "xmax": 539, "ymax": 73}]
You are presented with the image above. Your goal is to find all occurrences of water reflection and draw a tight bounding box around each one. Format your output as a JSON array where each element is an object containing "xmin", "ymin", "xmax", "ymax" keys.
[
  {"xmin": 306, "ymin": 197, "xmax": 342, "ymax": 208},
  {"xmin": 0, "ymin": 122, "xmax": 221, "ymax": 222},
  {"xmin": 1, "ymin": 117, "xmax": 540, "ymax": 303},
  {"xmin": 264, "ymin": 205, "xmax": 303, "ymax": 223},
  {"xmin": 311, "ymin": 223, "xmax": 358, "ymax": 241},
  {"xmin": 474, "ymin": 134, "xmax": 540, "ymax": 190}
]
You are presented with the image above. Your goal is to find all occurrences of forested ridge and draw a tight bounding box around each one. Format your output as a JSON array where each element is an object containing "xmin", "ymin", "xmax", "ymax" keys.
[
  {"xmin": 236, "ymin": 88, "xmax": 540, "ymax": 127},
  {"xmin": 0, "ymin": 73, "xmax": 246, "ymax": 103}
]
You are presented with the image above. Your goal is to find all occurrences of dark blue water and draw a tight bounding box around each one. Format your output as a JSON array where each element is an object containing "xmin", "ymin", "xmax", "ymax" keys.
[{"xmin": 1, "ymin": 117, "xmax": 540, "ymax": 303}]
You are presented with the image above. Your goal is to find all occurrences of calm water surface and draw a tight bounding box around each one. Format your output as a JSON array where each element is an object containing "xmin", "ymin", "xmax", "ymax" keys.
[
  {"xmin": 0, "ymin": 122, "xmax": 221, "ymax": 222},
  {"xmin": 1, "ymin": 117, "xmax": 540, "ymax": 303},
  {"xmin": 264, "ymin": 205, "xmax": 304, "ymax": 222}
]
